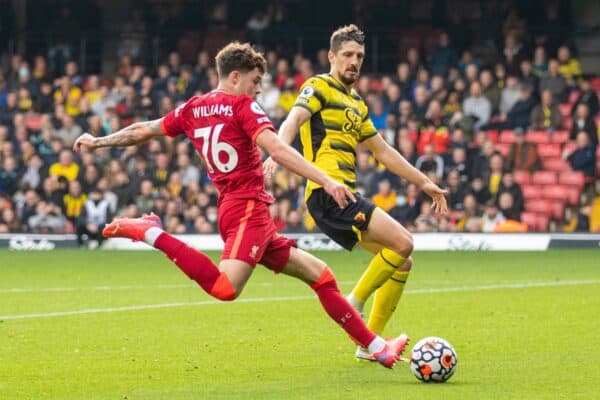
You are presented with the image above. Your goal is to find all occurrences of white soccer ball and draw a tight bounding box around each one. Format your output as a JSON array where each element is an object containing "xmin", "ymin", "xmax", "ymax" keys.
[{"xmin": 410, "ymin": 336, "xmax": 457, "ymax": 383}]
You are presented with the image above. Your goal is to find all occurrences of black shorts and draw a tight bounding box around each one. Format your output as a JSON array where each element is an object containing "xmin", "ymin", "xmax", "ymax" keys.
[{"xmin": 306, "ymin": 188, "xmax": 376, "ymax": 250}]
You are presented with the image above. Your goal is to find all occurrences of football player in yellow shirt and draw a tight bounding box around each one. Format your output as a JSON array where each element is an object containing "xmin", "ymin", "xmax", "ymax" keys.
[{"xmin": 265, "ymin": 25, "xmax": 448, "ymax": 362}]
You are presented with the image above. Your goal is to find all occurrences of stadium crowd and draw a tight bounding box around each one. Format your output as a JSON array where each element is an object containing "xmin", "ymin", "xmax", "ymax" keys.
[{"xmin": 1, "ymin": 10, "xmax": 600, "ymax": 243}]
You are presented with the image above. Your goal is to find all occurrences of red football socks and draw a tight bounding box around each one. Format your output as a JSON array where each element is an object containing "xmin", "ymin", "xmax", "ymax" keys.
[
  {"xmin": 154, "ymin": 232, "xmax": 235, "ymax": 301},
  {"xmin": 310, "ymin": 267, "xmax": 376, "ymax": 348}
]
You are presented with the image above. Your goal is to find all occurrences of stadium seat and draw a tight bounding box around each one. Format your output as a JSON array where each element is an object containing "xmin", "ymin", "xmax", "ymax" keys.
[
  {"xmin": 495, "ymin": 143, "xmax": 511, "ymax": 156},
  {"xmin": 526, "ymin": 131, "xmax": 550, "ymax": 144},
  {"xmin": 521, "ymin": 211, "xmax": 550, "ymax": 231},
  {"xmin": 559, "ymin": 171, "xmax": 585, "ymax": 190},
  {"xmin": 551, "ymin": 130, "xmax": 570, "ymax": 144},
  {"xmin": 542, "ymin": 158, "xmax": 571, "ymax": 172},
  {"xmin": 563, "ymin": 142, "xmax": 577, "ymax": 155},
  {"xmin": 566, "ymin": 186, "xmax": 581, "ymax": 206},
  {"xmin": 524, "ymin": 199, "xmax": 553, "ymax": 214},
  {"xmin": 536, "ymin": 214, "xmax": 550, "ymax": 231},
  {"xmin": 563, "ymin": 117, "xmax": 573, "ymax": 130},
  {"xmin": 521, "ymin": 185, "xmax": 543, "ymax": 200},
  {"xmin": 537, "ymin": 143, "xmax": 561, "ymax": 158},
  {"xmin": 558, "ymin": 103, "xmax": 572, "ymax": 118},
  {"xmin": 520, "ymin": 212, "xmax": 539, "ymax": 231},
  {"xmin": 487, "ymin": 130, "xmax": 499, "ymax": 143},
  {"xmin": 532, "ymin": 171, "xmax": 557, "ymax": 185},
  {"xmin": 551, "ymin": 200, "xmax": 565, "ymax": 220},
  {"xmin": 568, "ymin": 91, "xmax": 580, "ymax": 104},
  {"xmin": 499, "ymin": 130, "xmax": 515, "ymax": 144},
  {"xmin": 513, "ymin": 170, "xmax": 531, "ymax": 185},
  {"xmin": 543, "ymin": 185, "xmax": 568, "ymax": 201}
]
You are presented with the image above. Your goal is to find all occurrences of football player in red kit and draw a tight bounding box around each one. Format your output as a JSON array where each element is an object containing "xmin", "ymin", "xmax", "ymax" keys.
[{"xmin": 73, "ymin": 42, "xmax": 408, "ymax": 368}]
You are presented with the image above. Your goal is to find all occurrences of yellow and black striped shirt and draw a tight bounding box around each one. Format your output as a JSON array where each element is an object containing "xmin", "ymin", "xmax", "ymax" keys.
[
  {"xmin": 293, "ymin": 74, "xmax": 377, "ymax": 199},
  {"xmin": 63, "ymin": 193, "xmax": 88, "ymax": 219}
]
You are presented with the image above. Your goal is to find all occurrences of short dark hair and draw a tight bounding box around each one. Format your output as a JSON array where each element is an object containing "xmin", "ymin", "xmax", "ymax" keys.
[
  {"xmin": 330, "ymin": 24, "xmax": 365, "ymax": 53},
  {"xmin": 215, "ymin": 42, "xmax": 266, "ymax": 78}
]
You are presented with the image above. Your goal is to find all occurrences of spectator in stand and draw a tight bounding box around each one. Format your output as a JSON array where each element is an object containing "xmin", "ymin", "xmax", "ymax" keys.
[
  {"xmin": 496, "ymin": 172, "xmax": 524, "ymax": 217},
  {"xmin": 396, "ymin": 133, "xmax": 417, "ymax": 166},
  {"xmin": 487, "ymin": 153, "xmax": 504, "ymax": 197},
  {"xmin": 428, "ymin": 32, "xmax": 458, "ymax": 77},
  {"xmin": 0, "ymin": 155, "xmax": 20, "ymax": 195},
  {"xmin": 445, "ymin": 169, "xmax": 467, "ymax": 209},
  {"xmin": 371, "ymin": 179, "xmax": 397, "ymax": 213},
  {"xmin": 285, "ymin": 210, "xmax": 307, "ymax": 233},
  {"xmin": 497, "ymin": 191, "xmax": 521, "ymax": 221},
  {"xmin": 62, "ymin": 179, "xmax": 87, "ymax": 225},
  {"xmin": 406, "ymin": 47, "xmax": 424, "ymax": 81},
  {"xmin": 412, "ymin": 85, "xmax": 429, "ymax": 121},
  {"xmin": 564, "ymin": 131, "xmax": 597, "ymax": 178},
  {"xmin": 487, "ymin": 84, "xmax": 536, "ymax": 131},
  {"xmin": 570, "ymin": 103, "xmax": 598, "ymax": 146},
  {"xmin": 415, "ymin": 143, "xmax": 444, "ymax": 180},
  {"xmin": 55, "ymin": 115, "xmax": 83, "ymax": 147},
  {"xmin": 462, "ymin": 81, "xmax": 491, "ymax": 132},
  {"xmin": 397, "ymin": 100, "xmax": 413, "ymax": 127},
  {"xmin": 499, "ymin": 75, "xmax": 521, "ymax": 117},
  {"xmin": 480, "ymin": 70, "xmax": 500, "ymax": 115},
  {"xmin": 571, "ymin": 79, "xmax": 599, "ymax": 118},
  {"xmin": 256, "ymin": 73, "xmax": 280, "ymax": 117},
  {"xmin": 369, "ymin": 97, "xmax": 388, "ymax": 130},
  {"xmin": 1, "ymin": 208, "xmax": 22, "ymax": 232},
  {"xmin": 539, "ymin": 59, "xmax": 567, "ymax": 103},
  {"xmin": 519, "ymin": 59, "xmax": 539, "ymax": 91},
  {"xmin": 530, "ymin": 89, "xmax": 562, "ymax": 131},
  {"xmin": 28, "ymin": 200, "xmax": 67, "ymax": 233},
  {"xmin": 532, "ymin": 46, "xmax": 548, "ymax": 78},
  {"xmin": 470, "ymin": 177, "xmax": 492, "ymax": 205},
  {"xmin": 481, "ymin": 200, "xmax": 506, "ymax": 232},
  {"xmin": 506, "ymin": 129, "xmax": 541, "ymax": 171},
  {"xmin": 557, "ymin": 46, "xmax": 582, "ymax": 86},
  {"xmin": 49, "ymin": 149, "xmax": 79, "ymax": 181},
  {"xmin": 77, "ymin": 188, "xmax": 112, "ymax": 248},
  {"xmin": 502, "ymin": 34, "xmax": 524, "ymax": 75},
  {"xmin": 394, "ymin": 62, "xmax": 411, "ymax": 96}
]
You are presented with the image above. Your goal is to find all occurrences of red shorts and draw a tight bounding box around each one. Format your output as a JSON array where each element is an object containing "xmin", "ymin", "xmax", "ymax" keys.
[{"xmin": 218, "ymin": 198, "xmax": 297, "ymax": 273}]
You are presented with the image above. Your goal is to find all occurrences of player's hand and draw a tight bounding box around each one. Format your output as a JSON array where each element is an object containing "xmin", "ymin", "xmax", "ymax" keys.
[
  {"xmin": 73, "ymin": 133, "xmax": 98, "ymax": 153},
  {"xmin": 263, "ymin": 157, "xmax": 278, "ymax": 178},
  {"xmin": 323, "ymin": 180, "xmax": 356, "ymax": 209},
  {"xmin": 422, "ymin": 182, "xmax": 449, "ymax": 214}
]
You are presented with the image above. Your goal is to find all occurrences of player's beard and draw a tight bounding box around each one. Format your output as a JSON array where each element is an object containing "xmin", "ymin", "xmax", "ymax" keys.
[{"xmin": 339, "ymin": 69, "xmax": 359, "ymax": 85}]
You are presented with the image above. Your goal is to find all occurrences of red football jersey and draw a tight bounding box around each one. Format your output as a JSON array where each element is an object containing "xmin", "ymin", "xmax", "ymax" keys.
[{"xmin": 161, "ymin": 90, "xmax": 275, "ymax": 203}]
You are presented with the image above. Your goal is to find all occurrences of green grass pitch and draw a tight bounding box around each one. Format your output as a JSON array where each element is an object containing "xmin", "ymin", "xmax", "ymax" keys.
[{"xmin": 1, "ymin": 249, "xmax": 599, "ymax": 399}]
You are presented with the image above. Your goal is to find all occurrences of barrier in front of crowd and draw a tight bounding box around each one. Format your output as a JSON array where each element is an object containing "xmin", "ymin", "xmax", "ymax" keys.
[{"xmin": 2, "ymin": 233, "xmax": 600, "ymax": 251}]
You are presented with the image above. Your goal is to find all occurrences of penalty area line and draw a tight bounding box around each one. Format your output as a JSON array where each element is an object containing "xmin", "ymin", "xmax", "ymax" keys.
[{"xmin": 1, "ymin": 279, "xmax": 599, "ymax": 321}]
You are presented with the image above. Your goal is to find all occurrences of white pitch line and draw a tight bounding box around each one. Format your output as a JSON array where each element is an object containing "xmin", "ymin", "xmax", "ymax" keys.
[{"xmin": 1, "ymin": 279, "xmax": 598, "ymax": 321}]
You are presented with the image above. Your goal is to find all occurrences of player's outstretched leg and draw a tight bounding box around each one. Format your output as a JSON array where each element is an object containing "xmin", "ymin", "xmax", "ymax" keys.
[
  {"xmin": 102, "ymin": 213, "xmax": 237, "ymax": 301},
  {"xmin": 281, "ymin": 248, "xmax": 409, "ymax": 369}
]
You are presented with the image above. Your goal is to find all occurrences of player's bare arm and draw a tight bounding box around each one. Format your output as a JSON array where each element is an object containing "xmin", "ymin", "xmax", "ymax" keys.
[
  {"xmin": 257, "ymin": 128, "xmax": 355, "ymax": 208},
  {"xmin": 73, "ymin": 119, "xmax": 164, "ymax": 152},
  {"xmin": 364, "ymin": 134, "xmax": 449, "ymax": 214},
  {"xmin": 263, "ymin": 106, "xmax": 312, "ymax": 177}
]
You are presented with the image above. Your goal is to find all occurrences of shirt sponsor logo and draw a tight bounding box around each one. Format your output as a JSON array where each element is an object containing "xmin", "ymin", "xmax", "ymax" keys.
[{"xmin": 342, "ymin": 108, "xmax": 362, "ymax": 134}]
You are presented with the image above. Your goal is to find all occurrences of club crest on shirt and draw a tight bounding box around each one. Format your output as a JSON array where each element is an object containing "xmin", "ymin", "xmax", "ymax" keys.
[
  {"xmin": 354, "ymin": 211, "xmax": 366, "ymax": 224},
  {"xmin": 250, "ymin": 245, "xmax": 260, "ymax": 259}
]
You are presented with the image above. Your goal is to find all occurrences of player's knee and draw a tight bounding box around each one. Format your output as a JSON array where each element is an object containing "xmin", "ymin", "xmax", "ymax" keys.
[
  {"xmin": 399, "ymin": 256, "xmax": 413, "ymax": 271},
  {"xmin": 309, "ymin": 266, "xmax": 337, "ymax": 290},
  {"xmin": 394, "ymin": 234, "xmax": 413, "ymax": 257}
]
